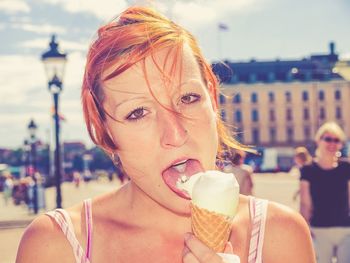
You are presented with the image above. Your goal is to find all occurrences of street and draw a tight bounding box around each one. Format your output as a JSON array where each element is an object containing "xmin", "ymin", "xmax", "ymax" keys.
[{"xmin": 1, "ymin": 173, "xmax": 299, "ymax": 263}]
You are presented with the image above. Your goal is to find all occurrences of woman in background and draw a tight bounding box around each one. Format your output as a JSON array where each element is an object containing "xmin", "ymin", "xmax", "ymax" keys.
[
  {"xmin": 292, "ymin": 146, "xmax": 312, "ymax": 201},
  {"xmin": 300, "ymin": 122, "xmax": 350, "ymax": 263}
]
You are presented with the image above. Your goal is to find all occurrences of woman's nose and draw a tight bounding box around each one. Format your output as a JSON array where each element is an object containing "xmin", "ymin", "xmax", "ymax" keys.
[{"xmin": 159, "ymin": 110, "xmax": 188, "ymax": 148}]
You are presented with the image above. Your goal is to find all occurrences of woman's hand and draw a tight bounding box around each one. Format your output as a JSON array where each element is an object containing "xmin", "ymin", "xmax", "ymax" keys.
[{"xmin": 182, "ymin": 233, "xmax": 233, "ymax": 263}]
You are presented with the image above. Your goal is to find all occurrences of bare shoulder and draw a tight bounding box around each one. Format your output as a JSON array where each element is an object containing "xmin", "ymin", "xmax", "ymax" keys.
[
  {"xmin": 263, "ymin": 201, "xmax": 316, "ymax": 263},
  {"xmin": 16, "ymin": 214, "xmax": 76, "ymax": 263}
]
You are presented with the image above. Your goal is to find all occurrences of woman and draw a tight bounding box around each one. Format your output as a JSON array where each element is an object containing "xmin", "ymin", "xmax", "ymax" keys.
[
  {"xmin": 292, "ymin": 147, "xmax": 312, "ymax": 201},
  {"xmin": 17, "ymin": 7, "xmax": 314, "ymax": 263},
  {"xmin": 294, "ymin": 147, "xmax": 313, "ymax": 170},
  {"xmin": 230, "ymin": 150, "xmax": 254, "ymax": 196},
  {"xmin": 300, "ymin": 122, "xmax": 350, "ymax": 263}
]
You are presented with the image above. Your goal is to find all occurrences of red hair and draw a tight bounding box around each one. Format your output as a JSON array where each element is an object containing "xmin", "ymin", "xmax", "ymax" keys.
[{"xmin": 81, "ymin": 6, "xmax": 244, "ymax": 155}]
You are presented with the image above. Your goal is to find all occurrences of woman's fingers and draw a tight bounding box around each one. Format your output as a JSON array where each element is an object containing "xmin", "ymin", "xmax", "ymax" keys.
[
  {"xmin": 183, "ymin": 233, "xmax": 223, "ymax": 263},
  {"xmin": 182, "ymin": 247, "xmax": 200, "ymax": 263}
]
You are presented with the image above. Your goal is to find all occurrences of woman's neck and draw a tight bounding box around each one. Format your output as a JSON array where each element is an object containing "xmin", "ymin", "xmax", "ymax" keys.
[
  {"xmin": 122, "ymin": 181, "xmax": 192, "ymax": 234},
  {"xmin": 315, "ymin": 153, "xmax": 338, "ymax": 169}
]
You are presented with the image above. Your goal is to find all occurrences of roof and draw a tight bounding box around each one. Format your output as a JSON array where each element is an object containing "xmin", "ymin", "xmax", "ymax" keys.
[{"xmin": 212, "ymin": 42, "xmax": 343, "ymax": 84}]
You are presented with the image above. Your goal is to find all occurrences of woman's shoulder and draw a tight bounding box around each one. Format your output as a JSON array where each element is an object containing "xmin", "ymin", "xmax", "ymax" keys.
[
  {"xmin": 263, "ymin": 201, "xmax": 315, "ymax": 262},
  {"xmin": 16, "ymin": 213, "xmax": 77, "ymax": 262}
]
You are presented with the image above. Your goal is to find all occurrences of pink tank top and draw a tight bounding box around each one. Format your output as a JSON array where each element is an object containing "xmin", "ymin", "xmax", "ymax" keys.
[
  {"xmin": 46, "ymin": 199, "xmax": 92, "ymax": 263},
  {"xmin": 46, "ymin": 197, "xmax": 268, "ymax": 263}
]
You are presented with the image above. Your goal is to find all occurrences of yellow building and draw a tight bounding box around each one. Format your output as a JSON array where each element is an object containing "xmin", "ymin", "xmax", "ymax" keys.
[
  {"xmin": 220, "ymin": 80, "xmax": 350, "ymax": 148},
  {"xmin": 215, "ymin": 43, "xmax": 350, "ymax": 149}
]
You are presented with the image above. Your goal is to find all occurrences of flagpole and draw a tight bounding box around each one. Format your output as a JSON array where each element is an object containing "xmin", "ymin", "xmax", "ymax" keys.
[{"xmin": 217, "ymin": 23, "xmax": 228, "ymax": 61}]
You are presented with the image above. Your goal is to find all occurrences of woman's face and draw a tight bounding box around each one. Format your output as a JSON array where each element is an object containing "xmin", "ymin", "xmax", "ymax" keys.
[
  {"xmin": 317, "ymin": 132, "xmax": 343, "ymax": 157},
  {"xmin": 102, "ymin": 44, "xmax": 218, "ymax": 214}
]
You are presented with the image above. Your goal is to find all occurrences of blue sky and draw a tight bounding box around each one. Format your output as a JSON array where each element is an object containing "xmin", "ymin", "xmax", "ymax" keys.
[{"xmin": 0, "ymin": 0, "xmax": 349, "ymax": 149}]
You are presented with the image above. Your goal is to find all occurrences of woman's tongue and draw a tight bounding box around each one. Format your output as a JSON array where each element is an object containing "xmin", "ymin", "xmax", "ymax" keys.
[{"xmin": 162, "ymin": 159, "xmax": 203, "ymax": 198}]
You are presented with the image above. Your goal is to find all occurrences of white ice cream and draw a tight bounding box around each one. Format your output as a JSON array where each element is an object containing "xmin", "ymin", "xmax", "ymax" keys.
[{"xmin": 177, "ymin": 170, "xmax": 240, "ymax": 217}]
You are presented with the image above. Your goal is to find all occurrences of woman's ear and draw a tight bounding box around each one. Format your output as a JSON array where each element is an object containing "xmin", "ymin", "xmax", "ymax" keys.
[{"xmin": 208, "ymin": 81, "xmax": 218, "ymax": 111}]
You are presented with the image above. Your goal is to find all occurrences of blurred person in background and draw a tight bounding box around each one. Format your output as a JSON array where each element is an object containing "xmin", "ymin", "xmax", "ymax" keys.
[
  {"xmin": 17, "ymin": 6, "xmax": 315, "ymax": 263},
  {"xmin": 293, "ymin": 147, "xmax": 313, "ymax": 175},
  {"xmin": 292, "ymin": 147, "xmax": 313, "ymax": 201},
  {"xmin": 230, "ymin": 150, "xmax": 254, "ymax": 196},
  {"xmin": 300, "ymin": 122, "xmax": 350, "ymax": 263},
  {"xmin": 2, "ymin": 171, "xmax": 14, "ymax": 205}
]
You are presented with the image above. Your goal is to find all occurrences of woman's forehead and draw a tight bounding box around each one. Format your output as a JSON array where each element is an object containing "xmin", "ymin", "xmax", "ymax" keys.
[{"xmin": 102, "ymin": 44, "xmax": 203, "ymax": 94}]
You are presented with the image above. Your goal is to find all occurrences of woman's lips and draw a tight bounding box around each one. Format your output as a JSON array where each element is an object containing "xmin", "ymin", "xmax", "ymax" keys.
[{"xmin": 162, "ymin": 159, "xmax": 204, "ymax": 199}]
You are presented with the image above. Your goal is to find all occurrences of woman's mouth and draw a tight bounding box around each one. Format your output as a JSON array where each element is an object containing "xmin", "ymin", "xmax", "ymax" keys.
[{"xmin": 162, "ymin": 159, "xmax": 204, "ymax": 199}]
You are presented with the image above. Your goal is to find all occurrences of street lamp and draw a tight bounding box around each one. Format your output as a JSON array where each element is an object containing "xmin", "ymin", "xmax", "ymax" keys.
[
  {"xmin": 41, "ymin": 35, "xmax": 67, "ymax": 209},
  {"xmin": 28, "ymin": 119, "xmax": 38, "ymax": 214},
  {"xmin": 23, "ymin": 139, "xmax": 30, "ymax": 177}
]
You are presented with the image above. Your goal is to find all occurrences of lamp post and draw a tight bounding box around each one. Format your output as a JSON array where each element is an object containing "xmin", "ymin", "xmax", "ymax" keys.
[
  {"xmin": 23, "ymin": 139, "xmax": 30, "ymax": 177},
  {"xmin": 28, "ymin": 119, "xmax": 38, "ymax": 214},
  {"xmin": 41, "ymin": 35, "xmax": 67, "ymax": 209}
]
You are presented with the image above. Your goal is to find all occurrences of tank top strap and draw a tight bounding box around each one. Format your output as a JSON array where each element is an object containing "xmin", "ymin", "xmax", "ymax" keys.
[
  {"xmin": 46, "ymin": 209, "xmax": 91, "ymax": 263},
  {"xmin": 247, "ymin": 197, "xmax": 268, "ymax": 263},
  {"xmin": 84, "ymin": 199, "xmax": 93, "ymax": 260}
]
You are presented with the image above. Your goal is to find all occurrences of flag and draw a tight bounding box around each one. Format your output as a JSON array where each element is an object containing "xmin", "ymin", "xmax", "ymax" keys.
[
  {"xmin": 51, "ymin": 106, "xmax": 67, "ymax": 122},
  {"xmin": 218, "ymin": 23, "xmax": 229, "ymax": 31}
]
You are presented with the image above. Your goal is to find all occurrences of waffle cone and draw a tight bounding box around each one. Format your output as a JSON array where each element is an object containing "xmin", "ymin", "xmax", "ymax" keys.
[{"xmin": 190, "ymin": 203, "xmax": 233, "ymax": 253}]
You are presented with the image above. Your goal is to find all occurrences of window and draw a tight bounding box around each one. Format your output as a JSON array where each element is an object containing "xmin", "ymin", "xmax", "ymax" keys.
[
  {"xmin": 219, "ymin": 94, "xmax": 226, "ymax": 104},
  {"xmin": 336, "ymin": 107, "xmax": 342, "ymax": 119},
  {"xmin": 249, "ymin": 74, "xmax": 257, "ymax": 83},
  {"xmin": 303, "ymin": 108, "xmax": 309, "ymax": 120},
  {"xmin": 269, "ymin": 109, "xmax": 275, "ymax": 122},
  {"xmin": 304, "ymin": 127, "xmax": 311, "ymax": 140},
  {"xmin": 287, "ymin": 127, "xmax": 294, "ymax": 142},
  {"xmin": 221, "ymin": 110, "xmax": 226, "ymax": 121},
  {"xmin": 252, "ymin": 128, "xmax": 260, "ymax": 143},
  {"xmin": 252, "ymin": 109, "xmax": 259, "ymax": 122},
  {"xmin": 267, "ymin": 72, "xmax": 275, "ymax": 82},
  {"xmin": 251, "ymin": 92, "xmax": 258, "ymax": 103},
  {"xmin": 335, "ymin": 90, "xmax": 341, "ymax": 101},
  {"xmin": 236, "ymin": 132, "xmax": 244, "ymax": 143},
  {"xmin": 318, "ymin": 90, "xmax": 325, "ymax": 101},
  {"xmin": 233, "ymin": 94, "xmax": 241, "ymax": 104},
  {"xmin": 268, "ymin": 92, "xmax": 275, "ymax": 102},
  {"xmin": 235, "ymin": 110, "xmax": 242, "ymax": 123},
  {"xmin": 286, "ymin": 108, "xmax": 293, "ymax": 121},
  {"xmin": 302, "ymin": 91, "xmax": 309, "ymax": 101},
  {"xmin": 319, "ymin": 107, "xmax": 325, "ymax": 120},
  {"xmin": 285, "ymin": 91, "xmax": 291, "ymax": 102},
  {"xmin": 269, "ymin": 128, "xmax": 276, "ymax": 143}
]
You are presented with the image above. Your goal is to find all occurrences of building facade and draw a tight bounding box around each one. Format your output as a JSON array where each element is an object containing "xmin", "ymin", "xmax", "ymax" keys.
[{"xmin": 213, "ymin": 43, "xmax": 350, "ymax": 150}]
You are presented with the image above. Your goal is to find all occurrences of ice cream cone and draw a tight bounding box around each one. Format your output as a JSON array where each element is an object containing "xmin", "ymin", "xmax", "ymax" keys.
[{"xmin": 191, "ymin": 203, "xmax": 233, "ymax": 253}]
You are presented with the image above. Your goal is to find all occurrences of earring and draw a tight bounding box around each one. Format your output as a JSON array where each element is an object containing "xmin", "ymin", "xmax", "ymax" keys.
[{"xmin": 111, "ymin": 153, "xmax": 120, "ymax": 166}]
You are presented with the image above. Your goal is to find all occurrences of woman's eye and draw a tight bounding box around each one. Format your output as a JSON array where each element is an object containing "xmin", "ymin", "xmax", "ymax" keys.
[
  {"xmin": 126, "ymin": 107, "xmax": 147, "ymax": 121},
  {"xmin": 180, "ymin": 93, "xmax": 201, "ymax": 104}
]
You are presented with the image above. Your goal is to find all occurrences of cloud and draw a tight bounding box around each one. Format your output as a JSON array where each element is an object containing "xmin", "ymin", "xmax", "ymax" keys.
[
  {"xmin": 0, "ymin": 0, "xmax": 30, "ymax": 14},
  {"xmin": 340, "ymin": 53, "xmax": 350, "ymax": 60},
  {"xmin": 20, "ymin": 37, "xmax": 88, "ymax": 53},
  {"xmin": 37, "ymin": 0, "xmax": 128, "ymax": 20},
  {"xmin": 170, "ymin": 0, "xmax": 263, "ymax": 27},
  {"xmin": 12, "ymin": 23, "xmax": 66, "ymax": 35},
  {"xmin": 0, "ymin": 51, "xmax": 90, "ymax": 148}
]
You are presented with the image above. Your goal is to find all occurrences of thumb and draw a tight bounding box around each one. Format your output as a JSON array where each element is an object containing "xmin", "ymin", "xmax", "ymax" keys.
[{"xmin": 224, "ymin": 241, "xmax": 233, "ymax": 254}]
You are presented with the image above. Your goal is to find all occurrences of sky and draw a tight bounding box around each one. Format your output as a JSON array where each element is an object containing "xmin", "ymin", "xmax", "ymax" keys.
[{"xmin": 0, "ymin": 0, "xmax": 349, "ymax": 149}]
